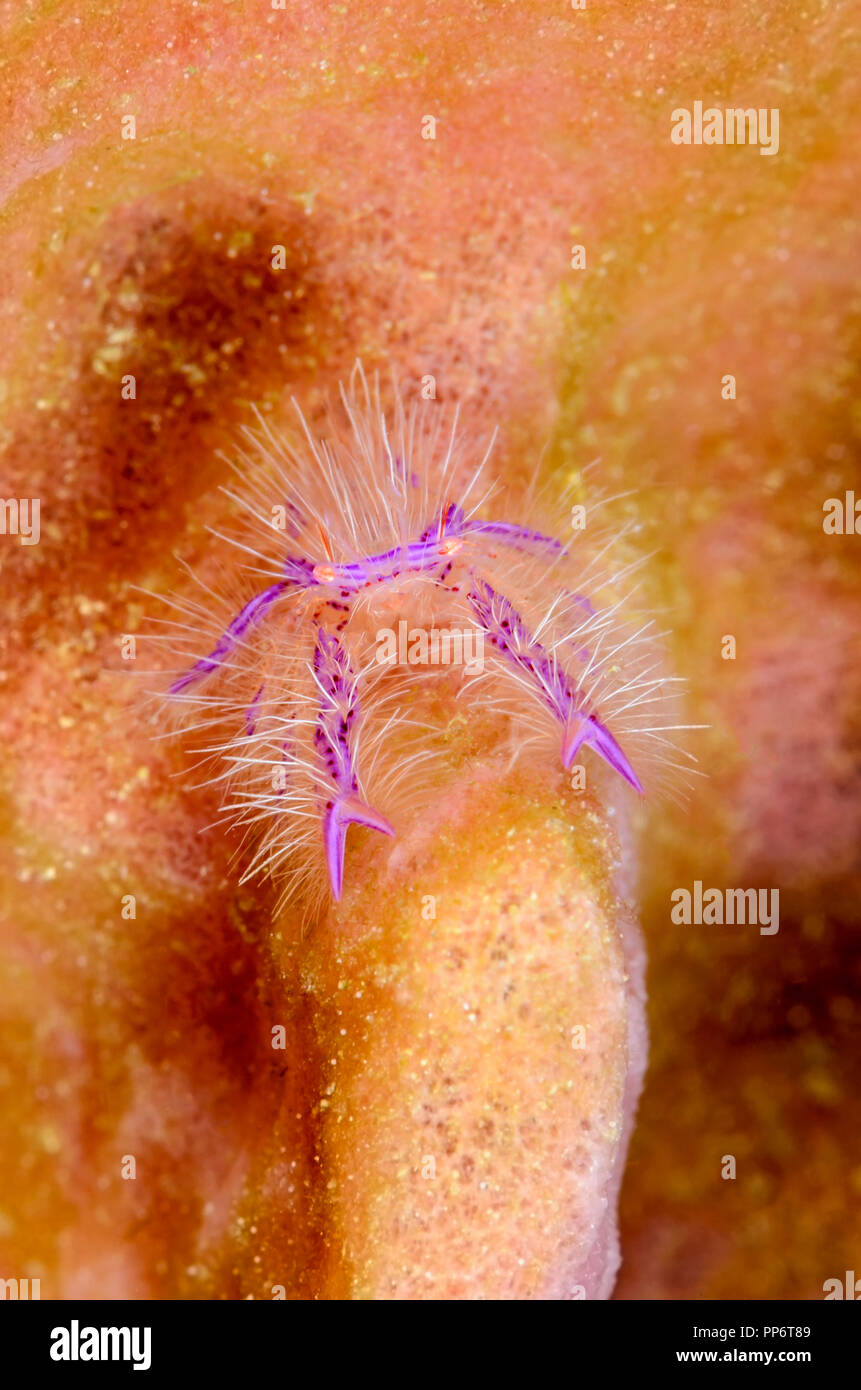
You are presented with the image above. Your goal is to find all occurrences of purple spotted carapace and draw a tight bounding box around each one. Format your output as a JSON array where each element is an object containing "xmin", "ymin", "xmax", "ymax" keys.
[{"xmin": 168, "ymin": 503, "xmax": 565, "ymax": 697}]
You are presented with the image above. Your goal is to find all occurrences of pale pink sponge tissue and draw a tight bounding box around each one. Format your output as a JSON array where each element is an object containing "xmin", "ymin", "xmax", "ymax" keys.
[{"xmin": 299, "ymin": 767, "xmax": 649, "ymax": 1299}]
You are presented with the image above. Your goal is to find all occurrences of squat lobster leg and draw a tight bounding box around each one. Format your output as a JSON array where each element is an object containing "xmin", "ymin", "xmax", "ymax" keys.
[
  {"xmin": 312, "ymin": 629, "xmax": 395, "ymax": 899},
  {"xmin": 468, "ymin": 577, "xmax": 644, "ymax": 794}
]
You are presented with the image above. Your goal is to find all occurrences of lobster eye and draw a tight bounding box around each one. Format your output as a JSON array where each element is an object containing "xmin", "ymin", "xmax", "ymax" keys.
[
  {"xmin": 437, "ymin": 538, "xmax": 462, "ymax": 557},
  {"xmin": 313, "ymin": 563, "xmax": 337, "ymax": 583}
]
